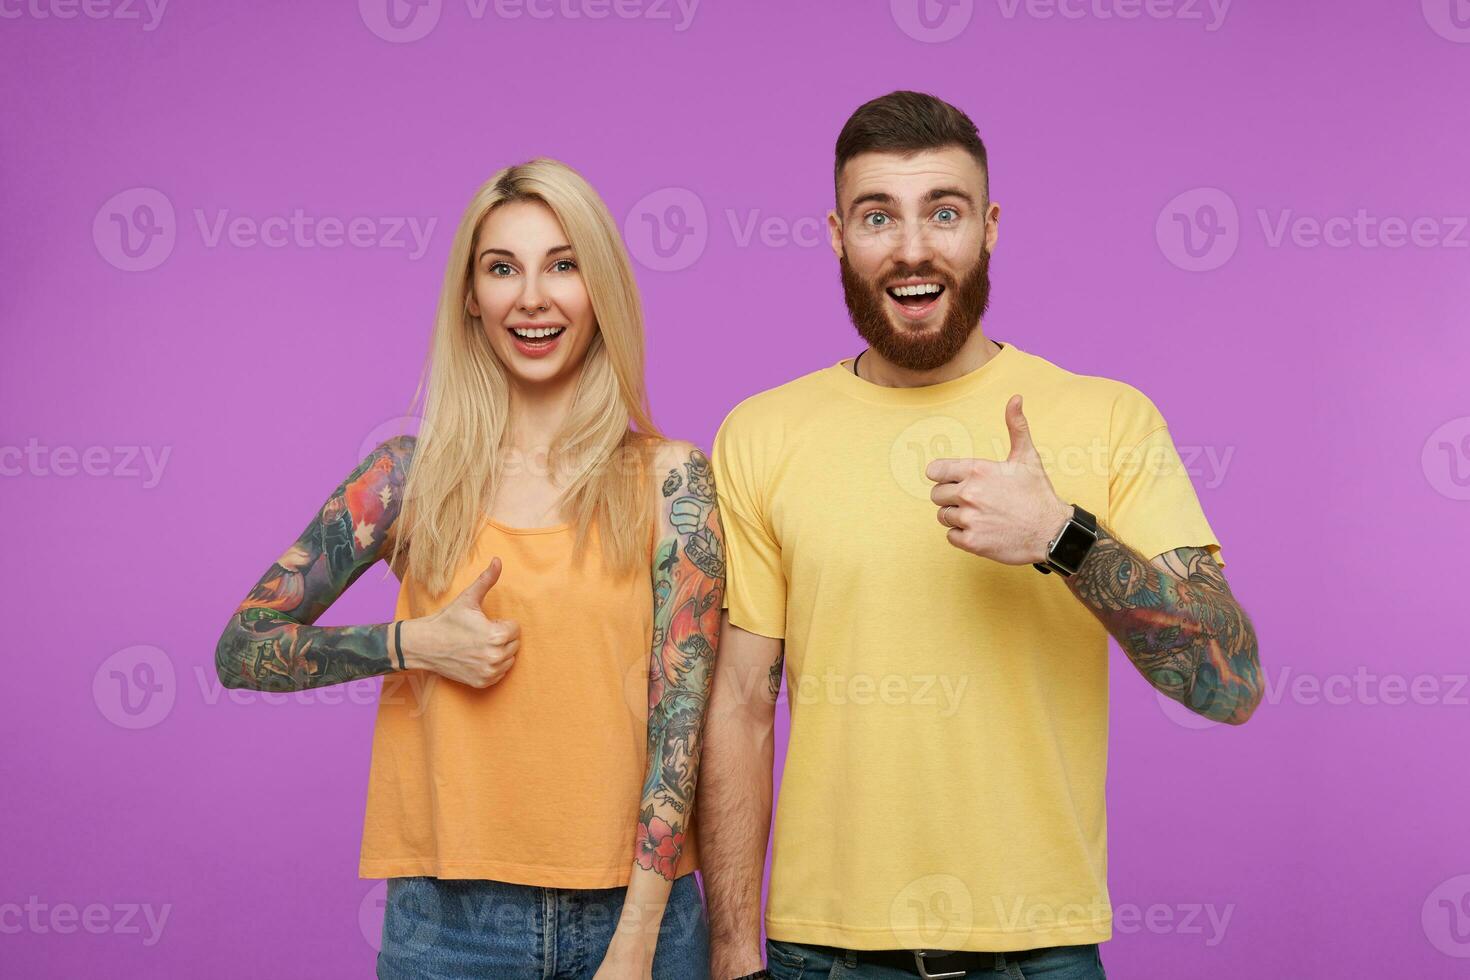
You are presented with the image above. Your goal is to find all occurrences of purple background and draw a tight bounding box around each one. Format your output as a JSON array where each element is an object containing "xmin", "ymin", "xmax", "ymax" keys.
[{"xmin": 4, "ymin": 0, "xmax": 1469, "ymax": 976}]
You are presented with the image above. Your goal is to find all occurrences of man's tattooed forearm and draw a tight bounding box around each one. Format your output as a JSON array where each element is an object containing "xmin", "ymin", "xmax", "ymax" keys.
[
  {"xmin": 639, "ymin": 447, "xmax": 725, "ymax": 879},
  {"xmin": 215, "ymin": 437, "xmax": 414, "ymax": 692},
  {"xmin": 1069, "ymin": 531, "xmax": 1262, "ymax": 724}
]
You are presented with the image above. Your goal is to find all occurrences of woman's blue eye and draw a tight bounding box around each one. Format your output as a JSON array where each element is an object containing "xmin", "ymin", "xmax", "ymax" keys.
[
  {"xmin": 552, "ymin": 259, "xmax": 577, "ymax": 272},
  {"xmin": 489, "ymin": 262, "xmax": 514, "ymax": 276}
]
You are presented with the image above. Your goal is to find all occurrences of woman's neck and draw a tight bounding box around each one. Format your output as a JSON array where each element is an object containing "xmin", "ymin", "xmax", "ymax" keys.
[{"xmin": 505, "ymin": 369, "xmax": 580, "ymax": 450}]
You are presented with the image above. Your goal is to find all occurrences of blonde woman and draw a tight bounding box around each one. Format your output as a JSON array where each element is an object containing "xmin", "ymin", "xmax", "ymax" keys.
[{"xmin": 215, "ymin": 159, "xmax": 723, "ymax": 979}]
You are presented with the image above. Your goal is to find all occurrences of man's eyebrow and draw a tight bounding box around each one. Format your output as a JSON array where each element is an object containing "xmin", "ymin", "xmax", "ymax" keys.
[
  {"xmin": 477, "ymin": 244, "xmax": 574, "ymax": 261},
  {"xmin": 925, "ymin": 187, "xmax": 975, "ymax": 205},
  {"xmin": 846, "ymin": 191, "xmax": 894, "ymax": 216},
  {"xmin": 845, "ymin": 188, "xmax": 976, "ymax": 217}
]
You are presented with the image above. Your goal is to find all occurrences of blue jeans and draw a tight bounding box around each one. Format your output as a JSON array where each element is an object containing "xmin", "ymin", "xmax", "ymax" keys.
[
  {"xmin": 376, "ymin": 872, "xmax": 710, "ymax": 979},
  {"xmin": 766, "ymin": 938, "xmax": 1106, "ymax": 979}
]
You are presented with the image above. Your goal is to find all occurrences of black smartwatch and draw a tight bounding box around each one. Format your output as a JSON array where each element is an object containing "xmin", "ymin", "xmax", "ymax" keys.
[{"xmin": 1033, "ymin": 504, "xmax": 1098, "ymax": 577}]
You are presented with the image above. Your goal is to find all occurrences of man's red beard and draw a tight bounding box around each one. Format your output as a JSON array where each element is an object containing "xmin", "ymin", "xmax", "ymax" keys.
[{"xmin": 839, "ymin": 245, "xmax": 992, "ymax": 372}]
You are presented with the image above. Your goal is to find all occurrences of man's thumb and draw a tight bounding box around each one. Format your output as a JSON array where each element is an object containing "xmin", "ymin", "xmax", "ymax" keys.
[
  {"xmin": 1005, "ymin": 394, "xmax": 1036, "ymax": 461},
  {"xmin": 457, "ymin": 556, "xmax": 502, "ymax": 608}
]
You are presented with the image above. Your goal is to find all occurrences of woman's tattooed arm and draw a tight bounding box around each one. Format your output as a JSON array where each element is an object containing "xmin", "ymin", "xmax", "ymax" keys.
[
  {"xmin": 1068, "ymin": 530, "xmax": 1262, "ymax": 724},
  {"xmin": 635, "ymin": 442, "xmax": 725, "ymax": 880},
  {"xmin": 214, "ymin": 436, "xmax": 416, "ymax": 692}
]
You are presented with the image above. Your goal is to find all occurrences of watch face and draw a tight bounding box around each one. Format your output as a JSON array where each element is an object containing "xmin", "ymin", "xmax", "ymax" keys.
[{"xmin": 1052, "ymin": 516, "xmax": 1097, "ymax": 573}]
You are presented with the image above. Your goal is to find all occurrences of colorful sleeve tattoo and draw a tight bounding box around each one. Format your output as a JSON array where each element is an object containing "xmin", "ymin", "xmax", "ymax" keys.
[
  {"xmin": 1068, "ymin": 530, "xmax": 1263, "ymax": 724},
  {"xmin": 637, "ymin": 444, "xmax": 726, "ymax": 880},
  {"xmin": 214, "ymin": 435, "xmax": 416, "ymax": 692}
]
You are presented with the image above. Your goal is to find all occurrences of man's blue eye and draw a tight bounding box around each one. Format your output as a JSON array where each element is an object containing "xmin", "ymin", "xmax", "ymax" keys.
[
  {"xmin": 935, "ymin": 208, "xmax": 958, "ymax": 222},
  {"xmin": 865, "ymin": 213, "xmax": 890, "ymax": 227}
]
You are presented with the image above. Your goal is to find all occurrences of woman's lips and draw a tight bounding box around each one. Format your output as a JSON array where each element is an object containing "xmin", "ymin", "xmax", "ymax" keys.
[{"xmin": 508, "ymin": 327, "xmax": 565, "ymax": 359}]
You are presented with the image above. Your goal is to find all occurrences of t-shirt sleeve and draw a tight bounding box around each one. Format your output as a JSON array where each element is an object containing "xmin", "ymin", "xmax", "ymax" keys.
[
  {"xmin": 1107, "ymin": 386, "xmax": 1226, "ymax": 569},
  {"xmin": 710, "ymin": 404, "xmax": 787, "ymax": 639}
]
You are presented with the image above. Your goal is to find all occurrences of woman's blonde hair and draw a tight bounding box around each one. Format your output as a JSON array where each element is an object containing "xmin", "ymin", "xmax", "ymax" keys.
[{"xmin": 387, "ymin": 158, "xmax": 663, "ymax": 596}]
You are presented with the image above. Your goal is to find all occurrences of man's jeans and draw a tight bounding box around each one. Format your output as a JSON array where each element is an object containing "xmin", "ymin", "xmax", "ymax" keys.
[
  {"xmin": 766, "ymin": 938, "xmax": 1106, "ymax": 979},
  {"xmin": 375, "ymin": 872, "xmax": 710, "ymax": 979}
]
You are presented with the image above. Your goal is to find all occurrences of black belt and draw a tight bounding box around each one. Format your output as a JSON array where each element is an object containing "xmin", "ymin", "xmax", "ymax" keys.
[{"xmin": 852, "ymin": 948, "xmax": 990, "ymax": 978}]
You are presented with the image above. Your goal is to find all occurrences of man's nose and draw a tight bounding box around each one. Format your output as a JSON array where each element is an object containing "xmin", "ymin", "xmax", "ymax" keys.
[{"xmin": 893, "ymin": 223, "xmax": 935, "ymax": 266}]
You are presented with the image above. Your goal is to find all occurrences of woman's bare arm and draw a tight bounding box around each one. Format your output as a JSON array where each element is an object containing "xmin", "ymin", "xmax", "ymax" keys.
[
  {"xmin": 214, "ymin": 435, "xmax": 416, "ymax": 691},
  {"xmin": 600, "ymin": 440, "xmax": 725, "ymax": 972}
]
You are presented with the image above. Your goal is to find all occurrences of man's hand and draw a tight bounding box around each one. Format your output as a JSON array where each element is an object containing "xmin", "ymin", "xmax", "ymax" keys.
[{"xmin": 926, "ymin": 394, "xmax": 1072, "ymax": 565}]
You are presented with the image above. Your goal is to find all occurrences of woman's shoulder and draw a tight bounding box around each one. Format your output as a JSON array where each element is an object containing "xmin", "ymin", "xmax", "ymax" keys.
[
  {"xmin": 643, "ymin": 437, "xmax": 713, "ymax": 506},
  {"xmin": 646, "ymin": 436, "xmax": 706, "ymax": 470},
  {"xmin": 643, "ymin": 437, "xmax": 711, "ymax": 487}
]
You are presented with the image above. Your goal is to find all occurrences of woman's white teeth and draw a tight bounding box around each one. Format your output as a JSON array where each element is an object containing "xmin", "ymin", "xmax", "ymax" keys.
[
  {"xmin": 512, "ymin": 326, "xmax": 565, "ymax": 339},
  {"xmin": 890, "ymin": 283, "xmax": 942, "ymax": 297}
]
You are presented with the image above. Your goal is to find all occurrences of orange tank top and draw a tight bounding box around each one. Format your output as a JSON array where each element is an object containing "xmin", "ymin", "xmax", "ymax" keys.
[{"xmin": 358, "ymin": 511, "xmax": 700, "ymax": 887}]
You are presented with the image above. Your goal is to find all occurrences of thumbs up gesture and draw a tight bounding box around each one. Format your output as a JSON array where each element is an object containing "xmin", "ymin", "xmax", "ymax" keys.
[
  {"xmin": 400, "ymin": 557, "xmax": 521, "ymax": 689},
  {"xmin": 925, "ymin": 394, "xmax": 1073, "ymax": 566}
]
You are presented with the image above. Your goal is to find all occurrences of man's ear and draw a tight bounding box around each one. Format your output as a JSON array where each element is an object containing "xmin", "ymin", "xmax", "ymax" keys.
[
  {"xmin": 984, "ymin": 201, "xmax": 1001, "ymax": 253},
  {"xmin": 827, "ymin": 208, "xmax": 844, "ymax": 260}
]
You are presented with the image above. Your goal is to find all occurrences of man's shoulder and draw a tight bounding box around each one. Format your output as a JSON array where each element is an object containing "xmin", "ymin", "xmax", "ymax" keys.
[
  {"xmin": 1012, "ymin": 346, "xmax": 1159, "ymax": 418},
  {"xmin": 713, "ymin": 365, "xmax": 835, "ymax": 441}
]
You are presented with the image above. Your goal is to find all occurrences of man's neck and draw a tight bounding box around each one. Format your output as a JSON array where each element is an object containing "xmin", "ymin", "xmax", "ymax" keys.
[{"xmin": 854, "ymin": 328, "xmax": 1001, "ymax": 388}]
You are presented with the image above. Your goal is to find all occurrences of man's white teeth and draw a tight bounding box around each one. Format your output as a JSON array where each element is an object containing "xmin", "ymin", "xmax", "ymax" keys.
[
  {"xmin": 512, "ymin": 326, "xmax": 565, "ymax": 339},
  {"xmin": 890, "ymin": 283, "xmax": 942, "ymax": 297}
]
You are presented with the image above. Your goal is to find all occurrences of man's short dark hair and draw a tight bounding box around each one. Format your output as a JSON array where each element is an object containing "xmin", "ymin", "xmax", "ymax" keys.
[{"xmin": 834, "ymin": 90, "xmax": 989, "ymax": 205}]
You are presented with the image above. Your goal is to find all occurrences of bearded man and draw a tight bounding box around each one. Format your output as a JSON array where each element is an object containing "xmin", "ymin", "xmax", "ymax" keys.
[{"xmin": 699, "ymin": 89, "xmax": 1262, "ymax": 980}]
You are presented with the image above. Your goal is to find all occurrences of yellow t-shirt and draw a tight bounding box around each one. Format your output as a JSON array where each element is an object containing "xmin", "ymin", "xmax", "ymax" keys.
[{"xmin": 710, "ymin": 340, "xmax": 1223, "ymax": 952}]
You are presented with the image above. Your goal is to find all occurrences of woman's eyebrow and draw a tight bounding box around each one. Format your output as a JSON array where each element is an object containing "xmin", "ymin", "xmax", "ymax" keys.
[{"xmin": 477, "ymin": 244, "xmax": 573, "ymax": 261}]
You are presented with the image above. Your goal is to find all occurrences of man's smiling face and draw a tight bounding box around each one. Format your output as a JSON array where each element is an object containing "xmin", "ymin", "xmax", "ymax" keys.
[{"xmin": 829, "ymin": 145, "xmax": 1000, "ymax": 372}]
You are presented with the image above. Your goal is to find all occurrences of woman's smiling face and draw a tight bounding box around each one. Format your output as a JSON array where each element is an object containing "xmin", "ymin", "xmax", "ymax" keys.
[{"xmin": 469, "ymin": 199, "xmax": 599, "ymax": 386}]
